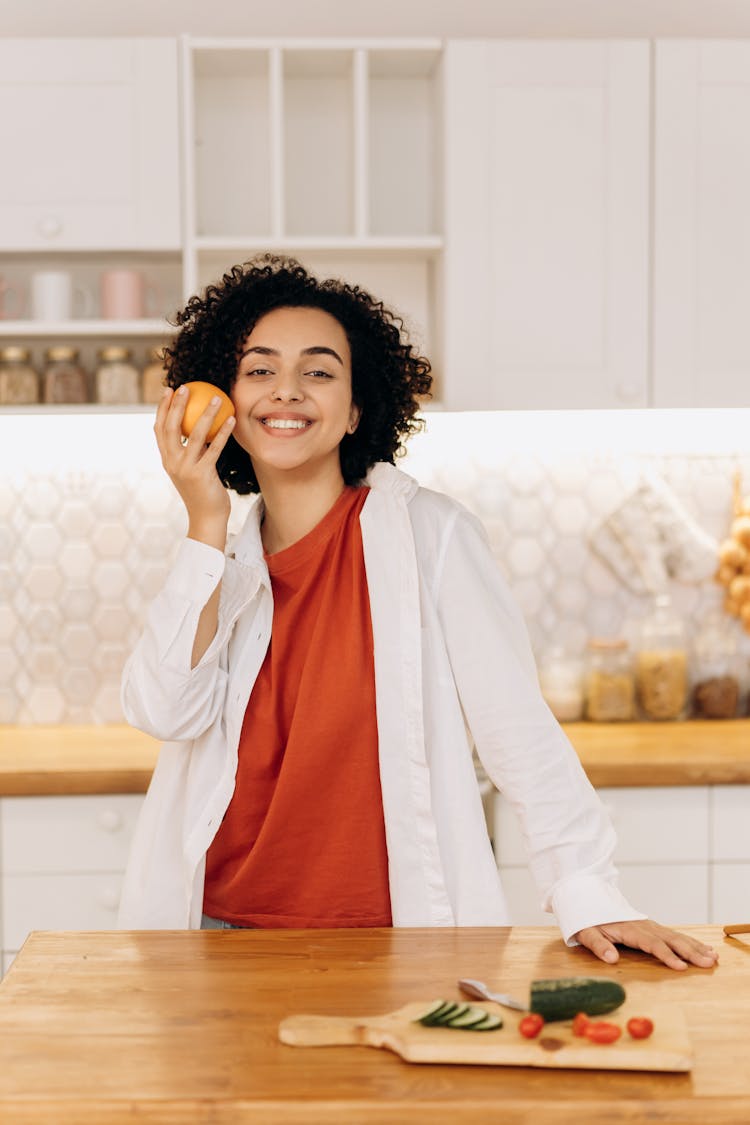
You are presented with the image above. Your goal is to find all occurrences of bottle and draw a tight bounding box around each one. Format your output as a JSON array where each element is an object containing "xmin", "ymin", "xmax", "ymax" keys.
[
  {"xmin": 95, "ymin": 346, "xmax": 140, "ymax": 405},
  {"xmin": 0, "ymin": 345, "xmax": 39, "ymax": 404},
  {"xmin": 141, "ymin": 346, "xmax": 167, "ymax": 404},
  {"xmin": 584, "ymin": 638, "xmax": 635, "ymax": 721},
  {"xmin": 635, "ymin": 594, "xmax": 689, "ymax": 720},
  {"xmin": 538, "ymin": 647, "xmax": 584, "ymax": 721},
  {"xmin": 42, "ymin": 346, "xmax": 88, "ymax": 404},
  {"xmin": 691, "ymin": 611, "xmax": 740, "ymax": 719}
]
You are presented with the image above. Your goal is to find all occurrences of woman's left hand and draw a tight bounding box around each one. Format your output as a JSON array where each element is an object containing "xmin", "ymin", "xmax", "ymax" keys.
[{"xmin": 574, "ymin": 919, "xmax": 719, "ymax": 970}]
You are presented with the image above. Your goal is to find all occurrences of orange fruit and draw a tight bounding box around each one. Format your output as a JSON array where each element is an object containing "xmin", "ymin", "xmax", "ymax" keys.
[{"xmin": 180, "ymin": 381, "xmax": 235, "ymax": 441}]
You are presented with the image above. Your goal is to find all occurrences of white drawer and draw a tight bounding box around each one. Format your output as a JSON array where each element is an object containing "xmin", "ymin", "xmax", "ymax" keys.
[
  {"xmin": 497, "ymin": 866, "xmax": 553, "ymax": 926},
  {"xmin": 616, "ymin": 863, "xmax": 710, "ymax": 925},
  {"xmin": 711, "ymin": 787, "xmax": 750, "ymax": 861},
  {"xmin": 710, "ymin": 862, "xmax": 750, "ymax": 923},
  {"xmin": 497, "ymin": 861, "xmax": 709, "ymax": 928},
  {"xmin": 1, "ymin": 795, "xmax": 142, "ymax": 874},
  {"xmin": 493, "ymin": 786, "xmax": 710, "ymax": 867},
  {"xmin": 2, "ymin": 872, "xmax": 124, "ymax": 950}
]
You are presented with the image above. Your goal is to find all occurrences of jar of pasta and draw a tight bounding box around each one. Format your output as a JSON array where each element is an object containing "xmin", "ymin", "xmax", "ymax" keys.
[
  {"xmin": 584, "ymin": 638, "xmax": 635, "ymax": 721},
  {"xmin": 0, "ymin": 346, "xmax": 39, "ymax": 404},
  {"xmin": 43, "ymin": 346, "xmax": 89, "ymax": 404},
  {"xmin": 95, "ymin": 346, "xmax": 140, "ymax": 404},
  {"xmin": 635, "ymin": 594, "xmax": 688, "ymax": 720}
]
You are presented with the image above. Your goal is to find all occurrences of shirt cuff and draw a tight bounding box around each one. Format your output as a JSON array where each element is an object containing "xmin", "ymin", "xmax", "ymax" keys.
[
  {"xmin": 551, "ymin": 873, "xmax": 648, "ymax": 946},
  {"xmin": 170, "ymin": 537, "xmax": 226, "ymax": 602}
]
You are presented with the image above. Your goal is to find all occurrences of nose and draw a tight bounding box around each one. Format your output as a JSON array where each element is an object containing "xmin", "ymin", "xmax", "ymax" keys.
[{"xmin": 270, "ymin": 374, "xmax": 303, "ymax": 402}]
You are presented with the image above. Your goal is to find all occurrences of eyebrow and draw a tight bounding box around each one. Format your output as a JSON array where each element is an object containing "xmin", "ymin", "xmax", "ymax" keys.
[{"xmin": 240, "ymin": 344, "xmax": 344, "ymax": 366}]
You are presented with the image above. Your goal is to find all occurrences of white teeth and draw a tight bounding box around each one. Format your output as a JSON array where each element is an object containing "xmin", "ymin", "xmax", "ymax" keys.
[{"xmin": 263, "ymin": 418, "xmax": 309, "ymax": 430}]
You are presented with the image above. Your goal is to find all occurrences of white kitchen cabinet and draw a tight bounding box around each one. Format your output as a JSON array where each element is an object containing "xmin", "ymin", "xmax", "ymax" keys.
[
  {"xmin": 0, "ymin": 794, "xmax": 142, "ymax": 973},
  {"xmin": 493, "ymin": 786, "xmax": 714, "ymax": 926},
  {"xmin": 0, "ymin": 39, "xmax": 180, "ymax": 251},
  {"xmin": 654, "ymin": 41, "xmax": 750, "ymax": 408},
  {"xmin": 443, "ymin": 40, "xmax": 650, "ymax": 411},
  {"xmin": 181, "ymin": 38, "xmax": 444, "ymax": 385}
]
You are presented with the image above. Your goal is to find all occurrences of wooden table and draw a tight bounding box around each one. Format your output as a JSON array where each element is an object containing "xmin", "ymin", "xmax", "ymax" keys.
[{"xmin": 0, "ymin": 925, "xmax": 746, "ymax": 1123}]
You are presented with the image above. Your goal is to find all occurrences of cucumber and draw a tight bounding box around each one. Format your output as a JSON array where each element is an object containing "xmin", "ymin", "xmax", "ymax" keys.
[
  {"xmin": 414, "ymin": 1001, "xmax": 503, "ymax": 1031},
  {"xmin": 444, "ymin": 1005, "xmax": 492, "ymax": 1029},
  {"xmin": 417, "ymin": 1001, "xmax": 461, "ymax": 1026},
  {"xmin": 529, "ymin": 977, "xmax": 626, "ymax": 1022}
]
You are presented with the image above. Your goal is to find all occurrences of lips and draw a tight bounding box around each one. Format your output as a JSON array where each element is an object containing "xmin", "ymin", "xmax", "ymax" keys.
[{"xmin": 257, "ymin": 412, "xmax": 314, "ymax": 435}]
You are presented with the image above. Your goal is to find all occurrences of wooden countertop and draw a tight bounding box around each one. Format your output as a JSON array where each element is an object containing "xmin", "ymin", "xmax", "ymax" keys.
[
  {"xmin": 1, "ymin": 720, "xmax": 749, "ymax": 796},
  {"xmin": 0, "ymin": 925, "xmax": 745, "ymax": 1123}
]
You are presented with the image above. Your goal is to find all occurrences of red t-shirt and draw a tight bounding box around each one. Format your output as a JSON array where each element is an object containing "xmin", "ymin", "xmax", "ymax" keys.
[{"xmin": 203, "ymin": 486, "xmax": 392, "ymax": 927}]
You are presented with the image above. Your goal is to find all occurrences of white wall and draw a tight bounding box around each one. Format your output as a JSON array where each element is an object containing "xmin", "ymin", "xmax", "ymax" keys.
[{"xmin": 6, "ymin": 0, "xmax": 750, "ymax": 38}]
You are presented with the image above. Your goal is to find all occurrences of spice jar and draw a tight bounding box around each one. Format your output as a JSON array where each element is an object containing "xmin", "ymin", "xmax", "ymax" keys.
[
  {"xmin": 95, "ymin": 346, "xmax": 140, "ymax": 404},
  {"xmin": 0, "ymin": 345, "xmax": 39, "ymax": 404},
  {"xmin": 691, "ymin": 612, "xmax": 740, "ymax": 719},
  {"xmin": 538, "ymin": 647, "xmax": 584, "ymax": 721},
  {"xmin": 584, "ymin": 638, "xmax": 635, "ymax": 721},
  {"xmin": 42, "ymin": 346, "xmax": 89, "ymax": 404},
  {"xmin": 635, "ymin": 594, "xmax": 688, "ymax": 720},
  {"xmin": 141, "ymin": 346, "xmax": 167, "ymax": 404}
]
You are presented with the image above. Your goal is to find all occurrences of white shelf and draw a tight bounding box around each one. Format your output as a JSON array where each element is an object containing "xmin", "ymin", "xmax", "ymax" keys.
[
  {"xmin": 0, "ymin": 319, "xmax": 174, "ymax": 338},
  {"xmin": 193, "ymin": 236, "xmax": 443, "ymax": 254}
]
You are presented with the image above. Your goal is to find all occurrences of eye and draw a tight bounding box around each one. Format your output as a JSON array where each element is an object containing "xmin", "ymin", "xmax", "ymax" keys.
[
  {"xmin": 305, "ymin": 369, "xmax": 334, "ymax": 380},
  {"xmin": 243, "ymin": 366, "xmax": 273, "ymax": 377}
]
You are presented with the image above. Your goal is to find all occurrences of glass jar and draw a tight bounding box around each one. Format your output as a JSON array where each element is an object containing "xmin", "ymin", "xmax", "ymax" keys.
[
  {"xmin": 691, "ymin": 611, "xmax": 740, "ymax": 719},
  {"xmin": 42, "ymin": 346, "xmax": 89, "ymax": 404},
  {"xmin": 538, "ymin": 646, "xmax": 584, "ymax": 721},
  {"xmin": 141, "ymin": 346, "xmax": 166, "ymax": 404},
  {"xmin": 584, "ymin": 638, "xmax": 635, "ymax": 721},
  {"xmin": 0, "ymin": 345, "xmax": 39, "ymax": 404},
  {"xmin": 95, "ymin": 346, "xmax": 140, "ymax": 405},
  {"xmin": 635, "ymin": 594, "xmax": 689, "ymax": 720}
]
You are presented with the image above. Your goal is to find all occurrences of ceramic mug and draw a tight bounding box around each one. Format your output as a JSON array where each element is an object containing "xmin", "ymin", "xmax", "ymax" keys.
[
  {"xmin": 30, "ymin": 271, "xmax": 92, "ymax": 321},
  {"xmin": 100, "ymin": 269, "xmax": 160, "ymax": 320}
]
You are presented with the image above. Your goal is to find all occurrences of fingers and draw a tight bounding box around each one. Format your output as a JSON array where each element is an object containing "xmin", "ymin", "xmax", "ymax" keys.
[
  {"xmin": 576, "ymin": 927, "xmax": 620, "ymax": 965},
  {"xmin": 578, "ymin": 921, "xmax": 719, "ymax": 972}
]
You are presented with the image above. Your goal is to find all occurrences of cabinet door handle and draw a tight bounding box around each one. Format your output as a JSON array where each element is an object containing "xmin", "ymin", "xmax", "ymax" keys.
[
  {"xmin": 97, "ymin": 809, "xmax": 123, "ymax": 832},
  {"xmin": 96, "ymin": 887, "xmax": 120, "ymax": 912},
  {"xmin": 36, "ymin": 214, "xmax": 63, "ymax": 239},
  {"xmin": 615, "ymin": 381, "xmax": 642, "ymax": 404}
]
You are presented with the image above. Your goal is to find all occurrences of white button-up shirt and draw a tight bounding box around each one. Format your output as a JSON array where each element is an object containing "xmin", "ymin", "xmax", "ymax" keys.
[{"xmin": 118, "ymin": 462, "xmax": 645, "ymax": 940}]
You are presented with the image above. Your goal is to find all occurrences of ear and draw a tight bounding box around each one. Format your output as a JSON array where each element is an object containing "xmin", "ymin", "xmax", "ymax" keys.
[{"xmin": 347, "ymin": 403, "xmax": 361, "ymax": 435}]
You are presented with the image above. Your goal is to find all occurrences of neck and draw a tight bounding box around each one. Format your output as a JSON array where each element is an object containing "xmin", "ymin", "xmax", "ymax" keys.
[{"xmin": 257, "ymin": 463, "xmax": 348, "ymax": 554}]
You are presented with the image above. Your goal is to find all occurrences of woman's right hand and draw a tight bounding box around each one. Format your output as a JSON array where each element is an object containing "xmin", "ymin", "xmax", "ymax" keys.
[{"xmin": 154, "ymin": 385, "xmax": 236, "ymax": 549}]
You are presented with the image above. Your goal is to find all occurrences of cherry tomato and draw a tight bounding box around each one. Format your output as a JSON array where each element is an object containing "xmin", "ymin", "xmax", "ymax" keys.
[
  {"xmin": 626, "ymin": 1017, "xmax": 654, "ymax": 1040},
  {"xmin": 518, "ymin": 1013, "xmax": 545, "ymax": 1039},
  {"xmin": 572, "ymin": 1012, "xmax": 590, "ymax": 1037},
  {"xmin": 584, "ymin": 1020, "xmax": 622, "ymax": 1044}
]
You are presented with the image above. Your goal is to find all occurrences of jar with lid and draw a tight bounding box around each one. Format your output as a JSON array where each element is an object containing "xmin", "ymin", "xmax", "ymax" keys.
[
  {"xmin": 584, "ymin": 638, "xmax": 635, "ymax": 721},
  {"xmin": 690, "ymin": 611, "xmax": 740, "ymax": 719},
  {"xmin": 538, "ymin": 646, "xmax": 584, "ymax": 721},
  {"xmin": 42, "ymin": 346, "xmax": 88, "ymax": 404},
  {"xmin": 635, "ymin": 594, "xmax": 689, "ymax": 720},
  {"xmin": 0, "ymin": 345, "xmax": 39, "ymax": 404},
  {"xmin": 141, "ymin": 346, "xmax": 167, "ymax": 404},
  {"xmin": 95, "ymin": 346, "xmax": 140, "ymax": 405}
]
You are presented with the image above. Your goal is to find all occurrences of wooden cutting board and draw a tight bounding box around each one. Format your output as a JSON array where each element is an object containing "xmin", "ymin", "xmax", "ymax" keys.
[{"xmin": 279, "ymin": 999, "xmax": 692, "ymax": 1072}]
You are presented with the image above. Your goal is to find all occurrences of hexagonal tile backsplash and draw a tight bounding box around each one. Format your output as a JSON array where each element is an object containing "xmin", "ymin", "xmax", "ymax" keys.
[{"xmin": 3, "ymin": 417, "xmax": 750, "ymax": 724}]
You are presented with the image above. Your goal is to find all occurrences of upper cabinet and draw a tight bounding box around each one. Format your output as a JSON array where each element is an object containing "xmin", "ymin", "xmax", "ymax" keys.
[
  {"xmin": 180, "ymin": 39, "xmax": 443, "ymax": 390},
  {"xmin": 653, "ymin": 41, "xmax": 750, "ymax": 407},
  {"xmin": 0, "ymin": 39, "xmax": 180, "ymax": 251},
  {"xmin": 443, "ymin": 41, "xmax": 650, "ymax": 411}
]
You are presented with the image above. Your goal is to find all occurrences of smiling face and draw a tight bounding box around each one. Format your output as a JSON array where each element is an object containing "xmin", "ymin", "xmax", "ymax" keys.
[{"xmin": 230, "ymin": 306, "xmax": 360, "ymax": 490}]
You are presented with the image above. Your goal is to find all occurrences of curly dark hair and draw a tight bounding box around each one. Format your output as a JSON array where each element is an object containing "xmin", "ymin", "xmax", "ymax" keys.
[{"xmin": 163, "ymin": 254, "xmax": 432, "ymax": 494}]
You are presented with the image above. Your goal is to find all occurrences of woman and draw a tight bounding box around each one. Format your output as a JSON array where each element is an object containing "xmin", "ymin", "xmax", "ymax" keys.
[{"xmin": 119, "ymin": 255, "xmax": 717, "ymax": 972}]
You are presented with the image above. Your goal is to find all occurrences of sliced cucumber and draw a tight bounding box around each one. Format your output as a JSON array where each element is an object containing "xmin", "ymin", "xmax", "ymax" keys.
[
  {"xmin": 414, "ymin": 1000, "xmax": 503, "ymax": 1031},
  {"xmin": 470, "ymin": 1013, "xmax": 504, "ymax": 1031},
  {"xmin": 417, "ymin": 1000, "xmax": 459, "ymax": 1026},
  {"xmin": 445, "ymin": 1004, "xmax": 492, "ymax": 1029}
]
